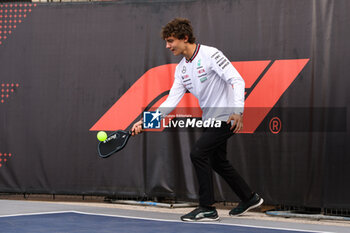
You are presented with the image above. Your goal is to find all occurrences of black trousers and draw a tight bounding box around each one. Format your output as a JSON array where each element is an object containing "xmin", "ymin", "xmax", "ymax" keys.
[{"xmin": 190, "ymin": 122, "xmax": 253, "ymax": 207}]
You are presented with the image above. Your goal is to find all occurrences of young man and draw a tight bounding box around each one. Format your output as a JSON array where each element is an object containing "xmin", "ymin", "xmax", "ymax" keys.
[{"xmin": 132, "ymin": 18, "xmax": 263, "ymax": 222}]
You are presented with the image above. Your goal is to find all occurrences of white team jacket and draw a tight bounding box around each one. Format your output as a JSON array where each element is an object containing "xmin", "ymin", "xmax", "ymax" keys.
[{"xmin": 158, "ymin": 44, "xmax": 245, "ymax": 121}]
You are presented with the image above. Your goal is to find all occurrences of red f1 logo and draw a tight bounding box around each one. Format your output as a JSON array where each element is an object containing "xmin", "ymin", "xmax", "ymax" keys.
[{"xmin": 90, "ymin": 59, "xmax": 309, "ymax": 133}]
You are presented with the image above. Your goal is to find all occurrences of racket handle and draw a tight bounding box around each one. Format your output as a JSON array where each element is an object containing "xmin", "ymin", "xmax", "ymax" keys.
[{"xmin": 130, "ymin": 120, "xmax": 144, "ymax": 136}]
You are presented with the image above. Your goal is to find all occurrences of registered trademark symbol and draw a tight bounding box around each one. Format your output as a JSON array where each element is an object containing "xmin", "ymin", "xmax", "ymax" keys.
[{"xmin": 269, "ymin": 117, "xmax": 282, "ymax": 134}]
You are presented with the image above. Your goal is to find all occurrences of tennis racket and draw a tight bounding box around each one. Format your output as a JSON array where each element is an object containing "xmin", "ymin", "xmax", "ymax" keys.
[{"xmin": 97, "ymin": 130, "xmax": 132, "ymax": 158}]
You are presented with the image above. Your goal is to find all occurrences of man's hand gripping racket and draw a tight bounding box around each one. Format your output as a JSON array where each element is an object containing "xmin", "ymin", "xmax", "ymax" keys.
[{"xmin": 97, "ymin": 120, "xmax": 143, "ymax": 158}]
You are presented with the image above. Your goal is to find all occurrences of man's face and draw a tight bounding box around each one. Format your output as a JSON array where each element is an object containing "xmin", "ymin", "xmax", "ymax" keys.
[{"xmin": 165, "ymin": 36, "xmax": 187, "ymax": 56}]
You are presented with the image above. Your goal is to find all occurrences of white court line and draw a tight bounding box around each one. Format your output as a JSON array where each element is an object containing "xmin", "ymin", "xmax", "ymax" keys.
[
  {"xmin": 0, "ymin": 210, "xmax": 334, "ymax": 233},
  {"xmin": 0, "ymin": 210, "xmax": 77, "ymax": 218}
]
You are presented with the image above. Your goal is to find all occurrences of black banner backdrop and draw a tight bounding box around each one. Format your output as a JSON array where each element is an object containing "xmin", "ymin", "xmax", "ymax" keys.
[{"xmin": 0, "ymin": 0, "xmax": 349, "ymax": 209}]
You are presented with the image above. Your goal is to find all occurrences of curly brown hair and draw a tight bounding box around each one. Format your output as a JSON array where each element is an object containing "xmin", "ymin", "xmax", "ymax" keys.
[{"xmin": 161, "ymin": 18, "xmax": 196, "ymax": 44}]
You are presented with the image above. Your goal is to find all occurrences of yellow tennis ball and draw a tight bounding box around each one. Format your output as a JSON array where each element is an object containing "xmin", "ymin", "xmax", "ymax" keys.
[{"xmin": 97, "ymin": 131, "xmax": 107, "ymax": 141}]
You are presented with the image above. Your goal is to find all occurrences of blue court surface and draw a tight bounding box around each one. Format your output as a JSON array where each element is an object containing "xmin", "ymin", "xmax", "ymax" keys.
[{"xmin": 0, "ymin": 211, "xmax": 333, "ymax": 233}]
